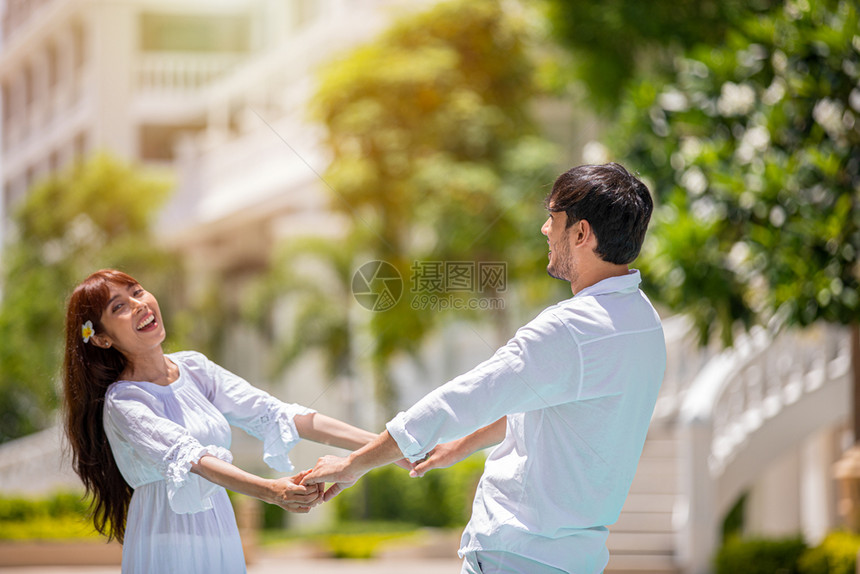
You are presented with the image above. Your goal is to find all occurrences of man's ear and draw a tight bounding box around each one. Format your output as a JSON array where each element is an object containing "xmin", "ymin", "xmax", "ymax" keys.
[
  {"xmin": 90, "ymin": 333, "xmax": 112, "ymax": 349},
  {"xmin": 573, "ymin": 219, "xmax": 593, "ymax": 246}
]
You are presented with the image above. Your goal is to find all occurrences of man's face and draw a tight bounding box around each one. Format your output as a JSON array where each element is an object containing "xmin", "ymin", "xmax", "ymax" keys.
[{"xmin": 540, "ymin": 208, "xmax": 576, "ymax": 283}]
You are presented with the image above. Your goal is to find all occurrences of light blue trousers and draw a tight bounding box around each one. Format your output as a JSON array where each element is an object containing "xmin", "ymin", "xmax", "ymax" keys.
[{"xmin": 460, "ymin": 551, "xmax": 569, "ymax": 574}]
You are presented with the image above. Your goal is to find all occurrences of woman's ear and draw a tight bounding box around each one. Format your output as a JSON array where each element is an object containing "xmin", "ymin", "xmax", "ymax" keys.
[{"xmin": 90, "ymin": 334, "xmax": 112, "ymax": 349}]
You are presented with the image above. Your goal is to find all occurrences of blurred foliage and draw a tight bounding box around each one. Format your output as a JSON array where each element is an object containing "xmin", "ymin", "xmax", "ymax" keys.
[
  {"xmin": 798, "ymin": 531, "xmax": 860, "ymax": 574},
  {"xmin": 721, "ymin": 492, "xmax": 747, "ymax": 542},
  {"xmin": 0, "ymin": 491, "xmax": 100, "ymax": 540},
  {"xmin": 321, "ymin": 528, "xmax": 418, "ymax": 559},
  {"xmin": 542, "ymin": 0, "xmax": 780, "ymax": 112},
  {"xmin": 715, "ymin": 535, "xmax": 806, "ymax": 574},
  {"xmin": 593, "ymin": 0, "xmax": 860, "ymax": 345},
  {"xmin": 544, "ymin": 0, "xmax": 780, "ymax": 112},
  {"xmin": 245, "ymin": 237, "xmax": 356, "ymax": 382},
  {"xmin": 0, "ymin": 154, "xmax": 181, "ymax": 442},
  {"xmin": 260, "ymin": 520, "xmax": 422, "ymax": 559},
  {"xmin": 333, "ymin": 453, "xmax": 485, "ymax": 528},
  {"xmin": 715, "ymin": 531, "xmax": 860, "ymax": 574},
  {"xmin": 253, "ymin": 0, "xmax": 560, "ymax": 416}
]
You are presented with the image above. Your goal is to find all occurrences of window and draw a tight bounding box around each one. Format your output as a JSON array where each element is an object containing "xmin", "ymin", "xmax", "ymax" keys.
[{"xmin": 139, "ymin": 123, "xmax": 205, "ymax": 161}]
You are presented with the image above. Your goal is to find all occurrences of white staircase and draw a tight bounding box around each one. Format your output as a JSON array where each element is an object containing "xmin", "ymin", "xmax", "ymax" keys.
[{"xmin": 606, "ymin": 424, "xmax": 680, "ymax": 574}]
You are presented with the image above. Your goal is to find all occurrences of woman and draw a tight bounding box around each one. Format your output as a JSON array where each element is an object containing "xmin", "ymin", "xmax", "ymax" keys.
[{"xmin": 63, "ymin": 269, "xmax": 378, "ymax": 573}]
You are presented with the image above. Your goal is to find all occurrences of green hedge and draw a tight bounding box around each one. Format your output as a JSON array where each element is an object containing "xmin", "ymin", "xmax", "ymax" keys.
[
  {"xmin": 0, "ymin": 492, "xmax": 98, "ymax": 540},
  {"xmin": 333, "ymin": 453, "xmax": 485, "ymax": 528},
  {"xmin": 715, "ymin": 532, "xmax": 860, "ymax": 574},
  {"xmin": 798, "ymin": 532, "xmax": 860, "ymax": 574},
  {"xmin": 716, "ymin": 536, "xmax": 806, "ymax": 574}
]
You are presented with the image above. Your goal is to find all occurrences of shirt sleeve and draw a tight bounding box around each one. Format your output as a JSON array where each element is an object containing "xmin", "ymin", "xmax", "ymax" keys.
[
  {"xmin": 198, "ymin": 356, "xmax": 315, "ymax": 473},
  {"xmin": 386, "ymin": 309, "xmax": 582, "ymax": 461},
  {"xmin": 104, "ymin": 386, "xmax": 233, "ymax": 514}
]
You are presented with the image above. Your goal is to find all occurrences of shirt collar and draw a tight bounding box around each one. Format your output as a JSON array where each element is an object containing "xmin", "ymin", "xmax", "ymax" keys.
[{"xmin": 573, "ymin": 269, "xmax": 642, "ymax": 299}]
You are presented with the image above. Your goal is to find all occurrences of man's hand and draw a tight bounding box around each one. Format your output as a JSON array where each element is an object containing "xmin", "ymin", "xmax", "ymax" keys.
[
  {"xmin": 267, "ymin": 470, "xmax": 324, "ymax": 513},
  {"xmin": 410, "ymin": 441, "xmax": 467, "ymax": 478},
  {"xmin": 302, "ymin": 431, "xmax": 408, "ymax": 501},
  {"xmin": 410, "ymin": 417, "xmax": 507, "ymax": 478},
  {"xmin": 301, "ymin": 454, "xmax": 367, "ymax": 502}
]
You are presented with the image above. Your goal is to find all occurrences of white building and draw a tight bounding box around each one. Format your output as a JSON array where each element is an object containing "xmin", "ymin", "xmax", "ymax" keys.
[{"xmin": 0, "ymin": 0, "xmax": 425, "ymax": 268}]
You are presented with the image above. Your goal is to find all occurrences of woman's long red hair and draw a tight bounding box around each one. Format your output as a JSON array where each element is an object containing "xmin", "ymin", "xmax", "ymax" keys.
[{"xmin": 62, "ymin": 269, "xmax": 137, "ymax": 542}]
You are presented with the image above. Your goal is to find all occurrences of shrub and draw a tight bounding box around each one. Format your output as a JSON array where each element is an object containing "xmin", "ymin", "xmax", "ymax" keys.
[
  {"xmin": 320, "ymin": 522, "xmax": 417, "ymax": 558},
  {"xmin": 333, "ymin": 453, "xmax": 485, "ymax": 528},
  {"xmin": 0, "ymin": 492, "xmax": 98, "ymax": 540},
  {"xmin": 798, "ymin": 531, "xmax": 860, "ymax": 574},
  {"xmin": 0, "ymin": 492, "xmax": 89, "ymax": 522},
  {"xmin": 715, "ymin": 536, "xmax": 807, "ymax": 574}
]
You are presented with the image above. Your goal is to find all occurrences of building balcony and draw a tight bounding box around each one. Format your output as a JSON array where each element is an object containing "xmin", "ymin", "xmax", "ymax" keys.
[{"xmin": 136, "ymin": 51, "xmax": 246, "ymax": 94}]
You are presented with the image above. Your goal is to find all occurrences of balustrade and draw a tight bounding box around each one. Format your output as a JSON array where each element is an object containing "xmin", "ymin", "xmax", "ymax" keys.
[
  {"xmin": 678, "ymin": 321, "xmax": 851, "ymax": 574},
  {"xmin": 137, "ymin": 52, "xmax": 244, "ymax": 93}
]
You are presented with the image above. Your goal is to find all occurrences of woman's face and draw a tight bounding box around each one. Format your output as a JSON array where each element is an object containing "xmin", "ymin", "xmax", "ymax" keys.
[{"xmin": 94, "ymin": 282, "xmax": 166, "ymax": 356}]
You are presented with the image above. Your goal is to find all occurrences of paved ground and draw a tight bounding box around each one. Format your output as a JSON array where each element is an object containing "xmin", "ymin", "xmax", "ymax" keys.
[
  {"xmin": 0, "ymin": 535, "xmax": 466, "ymax": 573},
  {"xmin": 0, "ymin": 557, "xmax": 465, "ymax": 573}
]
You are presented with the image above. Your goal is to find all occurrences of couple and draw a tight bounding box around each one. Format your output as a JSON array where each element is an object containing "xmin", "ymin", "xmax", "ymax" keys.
[{"xmin": 63, "ymin": 164, "xmax": 665, "ymax": 574}]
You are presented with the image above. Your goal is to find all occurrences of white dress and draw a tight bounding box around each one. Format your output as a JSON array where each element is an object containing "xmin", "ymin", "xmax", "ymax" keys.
[{"xmin": 103, "ymin": 350, "xmax": 314, "ymax": 574}]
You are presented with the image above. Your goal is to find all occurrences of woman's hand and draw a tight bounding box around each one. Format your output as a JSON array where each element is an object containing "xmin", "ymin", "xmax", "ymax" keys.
[{"xmin": 267, "ymin": 470, "xmax": 324, "ymax": 513}]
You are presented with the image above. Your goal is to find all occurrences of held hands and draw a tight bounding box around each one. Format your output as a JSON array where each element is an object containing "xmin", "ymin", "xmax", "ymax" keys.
[
  {"xmin": 284, "ymin": 443, "xmax": 464, "ymax": 511},
  {"xmin": 267, "ymin": 469, "xmax": 324, "ymax": 513},
  {"xmin": 297, "ymin": 447, "xmax": 459, "ymax": 507},
  {"xmin": 301, "ymin": 454, "xmax": 367, "ymax": 503}
]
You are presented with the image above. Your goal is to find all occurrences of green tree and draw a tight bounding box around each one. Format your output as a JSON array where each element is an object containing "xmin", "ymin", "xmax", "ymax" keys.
[
  {"xmin": 541, "ymin": 0, "xmax": 779, "ymax": 112},
  {"xmin": 597, "ymin": 0, "xmax": 860, "ymax": 462},
  {"xmin": 606, "ymin": 0, "xmax": 859, "ymax": 343},
  {"xmin": 257, "ymin": 0, "xmax": 559, "ymax": 416},
  {"xmin": 244, "ymin": 238, "xmax": 356, "ymax": 397},
  {"xmin": 0, "ymin": 154, "xmax": 178, "ymax": 442}
]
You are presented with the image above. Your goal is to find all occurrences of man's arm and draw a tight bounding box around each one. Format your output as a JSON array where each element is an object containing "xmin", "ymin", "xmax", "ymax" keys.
[
  {"xmin": 302, "ymin": 430, "xmax": 404, "ymax": 501},
  {"xmin": 410, "ymin": 417, "xmax": 506, "ymax": 478},
  {"xmin": 303, "ymin": 312, "xmax": 575, "ymax": 500}
]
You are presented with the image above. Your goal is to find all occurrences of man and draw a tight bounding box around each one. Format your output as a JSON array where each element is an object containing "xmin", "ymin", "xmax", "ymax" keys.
[{"xmin": 303, "ymin": 163, "xmax": 666, "ymax": 574}]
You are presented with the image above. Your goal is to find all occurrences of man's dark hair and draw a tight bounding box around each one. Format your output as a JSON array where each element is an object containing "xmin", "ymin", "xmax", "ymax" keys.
[{"xmin": 545, "ymin": 163, "xmax": 653, "ymax": 265}]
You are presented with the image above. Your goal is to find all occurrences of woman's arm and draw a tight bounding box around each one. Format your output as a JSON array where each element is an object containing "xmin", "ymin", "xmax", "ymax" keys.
[
  {"xmin": 190, "ymin": 455, "xmax": 322, "ymax": 513},
  {"xmin": 293, "ymin": 412, "xmax": 378, "ymax": 450},
  {"xmin": 410, "ymin": 416, "xmax": 506, "ymax": 478}
]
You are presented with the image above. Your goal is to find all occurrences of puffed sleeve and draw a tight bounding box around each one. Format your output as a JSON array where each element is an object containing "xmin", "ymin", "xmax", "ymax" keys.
[
  {"xmin": 192, "ymin": 354, "xmax": 315, "ymax": 473},
  {"xmin": 104, "ymin": 385, "xmax": 234, "ymax": 514}
]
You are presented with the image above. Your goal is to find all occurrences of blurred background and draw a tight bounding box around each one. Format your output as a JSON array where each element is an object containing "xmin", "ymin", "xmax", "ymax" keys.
[{"xmin": 0, "ymin": 1, "xmax": 857, "ymax": 573}]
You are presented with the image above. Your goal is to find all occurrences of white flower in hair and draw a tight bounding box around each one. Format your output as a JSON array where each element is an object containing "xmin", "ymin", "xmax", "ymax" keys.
[{"xmin": 82, "ymin": 320, "xmax": 94, "ymax": 344}]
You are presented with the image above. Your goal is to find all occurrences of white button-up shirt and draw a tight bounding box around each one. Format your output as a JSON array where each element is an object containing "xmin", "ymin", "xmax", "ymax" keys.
[{"xmin": 386, "ymin": 270, "xmax": 666, "ymax": 574}]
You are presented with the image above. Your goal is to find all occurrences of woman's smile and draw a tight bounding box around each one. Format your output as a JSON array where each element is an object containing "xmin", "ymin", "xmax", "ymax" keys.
[{"xmin": 136, "ymin": 312, "xmax": 157, "ymax": 332}]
